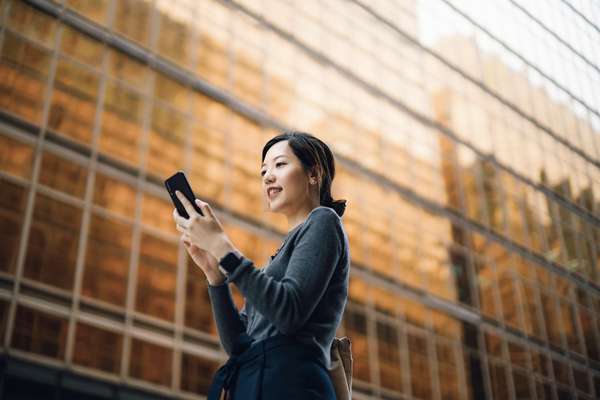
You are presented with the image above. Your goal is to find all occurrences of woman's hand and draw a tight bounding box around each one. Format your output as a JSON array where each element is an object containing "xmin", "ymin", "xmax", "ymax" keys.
[
  {"xmin": 173, "ymin": 191, "xmax": 240, "ymax": 283},
  {"xmin": 181, "ymin": 236, "xmax": 225, "ymax": 285}
]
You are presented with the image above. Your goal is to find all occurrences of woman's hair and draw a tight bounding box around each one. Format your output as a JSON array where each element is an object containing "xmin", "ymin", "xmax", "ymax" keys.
[{"xmin": 261, "ymin": 131, "xmax": 348, "ymax": 217}]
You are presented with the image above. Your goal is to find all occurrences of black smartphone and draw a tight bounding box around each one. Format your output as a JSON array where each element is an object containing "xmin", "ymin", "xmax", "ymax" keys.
[{"xmin": 164, "ymin": 171, "xmax": 204, "ymax": 219}]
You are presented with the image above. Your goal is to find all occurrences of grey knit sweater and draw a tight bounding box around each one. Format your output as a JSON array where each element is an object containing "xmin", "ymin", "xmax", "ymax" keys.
[{"xmin": 207, "ymin": 206, "xmax": 350, "ymax": 369}]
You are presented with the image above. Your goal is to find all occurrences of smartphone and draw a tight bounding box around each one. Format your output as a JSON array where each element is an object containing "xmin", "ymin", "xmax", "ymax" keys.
[{"xmin": 164, "ymin": 171, "xmax": 204, "ymax": 219}]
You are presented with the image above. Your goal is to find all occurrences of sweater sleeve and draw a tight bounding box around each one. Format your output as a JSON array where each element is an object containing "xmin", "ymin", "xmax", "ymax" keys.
[
  {"xmin": 225, "ymin": 208, "xmax": 344, "ymax": 335},
  {"xmin": 206, "ymin": 282, "xmax": 249, "ymax": 356}
]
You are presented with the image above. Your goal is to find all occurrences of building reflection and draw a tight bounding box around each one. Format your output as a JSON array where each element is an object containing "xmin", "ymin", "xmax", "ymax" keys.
[{"xmin": 0, "ymin": 0, "xmax": 599, "ymax": 399}]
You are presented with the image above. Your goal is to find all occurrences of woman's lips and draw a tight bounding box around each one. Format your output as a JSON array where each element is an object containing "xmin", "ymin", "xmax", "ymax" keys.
[{"xmin": 268, "ymin": 188, "xmax": 282, "ymax": 199}]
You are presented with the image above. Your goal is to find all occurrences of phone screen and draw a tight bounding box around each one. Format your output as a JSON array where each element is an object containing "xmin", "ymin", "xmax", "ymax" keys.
[{"xmin": 164, "ymin": 171, "xmax": 204, "ymax": 218}]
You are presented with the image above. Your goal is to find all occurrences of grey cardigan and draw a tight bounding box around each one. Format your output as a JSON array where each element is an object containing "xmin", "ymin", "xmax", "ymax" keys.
[{"xmin": 207, "ymin": 206, "xmax": 350, "ymax": 369}]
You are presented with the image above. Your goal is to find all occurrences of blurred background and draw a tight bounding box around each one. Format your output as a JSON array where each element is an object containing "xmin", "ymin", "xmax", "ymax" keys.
[{"xmin": 0, "ymin": 0, "xmax": 599, "ymax": 399}]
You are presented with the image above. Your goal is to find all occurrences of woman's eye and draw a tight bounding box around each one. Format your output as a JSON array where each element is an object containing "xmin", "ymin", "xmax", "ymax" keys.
[{"xmin": 260, "ymin": 162, "xmax": 286, "ymax": 176}]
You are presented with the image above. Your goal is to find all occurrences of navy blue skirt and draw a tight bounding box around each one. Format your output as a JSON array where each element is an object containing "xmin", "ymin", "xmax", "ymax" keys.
[{"xmin": 207, "ymin": 333, "xmax": 336, "ymax": 400}]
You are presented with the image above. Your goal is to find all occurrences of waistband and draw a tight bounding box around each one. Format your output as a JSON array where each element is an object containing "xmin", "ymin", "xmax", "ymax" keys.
[{"xmin": 207, "ymin": 333, "xmax": 306, "ymax": 400}]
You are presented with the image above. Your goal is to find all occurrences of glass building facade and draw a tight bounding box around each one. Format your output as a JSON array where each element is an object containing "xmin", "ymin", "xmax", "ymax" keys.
[{"xmin": 0, "ymin": 0, "xmax": 599, "ymax": 399}]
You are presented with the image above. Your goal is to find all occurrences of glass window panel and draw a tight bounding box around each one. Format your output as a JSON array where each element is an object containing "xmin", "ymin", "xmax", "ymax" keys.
[
  {"xmin": 38, "ymin": 150, "xmax": 88, "ymax": 198},
  {"xmin": 0, "ymin": 178, "xmax": 27, "ymax": 274},
  {"xmin": 497, "ymin": 270, "xmax": 524, "ymax": 331},
  {"xmin": 521, "ymin": 282, "xmax": 545, "ymax": 340},
  {"xmin": 82, "ymin": 213, "xmax": 131, "ymax": 306},
  {"xmin": 577, "ymin": 306, "xmax": 600, "ymax": 362},
  {"xmin": 184, "ymin": 258, "xmax": 216, "ymax": 335},
  {"xmin": 136, "ymin": 233, "xmax": 177, "ymax": 321},
  {"xmin": 65, "ymin": 0, "xmax": 111, "ymax": 26},
  {"xmin": 129, "ymin": 338, "xmax": 172, "ymax": 387},
  {"xmin": 342, "ymin": 306, "xmax": 370, "ymax": 383},
  {"xmin": 540, "ymin": 290, "xmax": 564, "ymax": 349},
  {"xmin": 59, "ymin": 25, "xmax": 105, "ymax": 66},
  {"xmin": 48, "ymin": 58, "xmax": 100, "ymax": 145},
  {"xmin": 189, "ymin": 122, "xmax": 227, "ymax": 203},
  {"xmin": 508, "ymin": 341, "xmax": 529, "ymax": 369},
  {"xmin": 100, "ymin": 80, "xmax": 145, "ymax": 167},
  {"xmin": 573, "ymin": 367, "xmax": 590, "ymax": 395},
  {"xmin": 146, "ymin": 104, "xmax": 187, "ymax": 178},
  {"xmin": 11, "ymin": 305, "xmax": 68, "ymax": 360},
  {"xmin": 436, "ymin": 341, "xmax": 461, "ymax": 400},
  {"xmin": 0, "ymin": 299, "xmax": 8, "ymax": 344},
  {"xmin": 408, "ymin": 331, "xmax": 433, "ymax": 399},
  {"xmin": 156, "ymin": 9, "xmax": 193, "ymax": 68},
  {"xmin": 24, "ymin": 193, "xmax": 82, "ymax": 290},
  {"xmin": 141, "ymin": 192, "xmax": 178, "ymax": 235},
  {"xmin": 0, "ymin": 134, "xmax": 34, "ymax": 178},
  {"xmin": 552, "ymin": 358, "xmax": 571, "ymax": 387},
  {"xmin": 0, "ymin": 31, "xmax": 51, "ymax": 124},
  {"xmin": 180, "ymin": 353, "xmax": 221, "ymax": 396},
  {"xmin": 488, "ymin": 361, "xmax": 510, "ymax": 399},
  {"xmin": 485, "ymin": 330, "xmax": 505, "ymax": 360},
  {"xmin": 512, "ymin": 369, "xmax": 533, "ymax": 399},
  {"xmin": 231, "ymin": 39, "xmax": 264, "ymax": 108},
  {"xmin": 560, "ymin": 298, "xmax": 584, "ymax": 355},
  {"xmin": 93, "ymin": 172, "xmax": 137, "ymax": 218},
  {"xmin": 73, "ymin": 321, "xmax": 123, "ymax": 373},
  {"xmin": 154, "ymin": 72, "xmax": 189, "ymax": 111},
  {"xmin": 113, "ymin": 0, "xmax": 152, "ymax": 47},
  {"xmin": 228, "ymin": 117, "xmax": 267, "ymax": 220},
  {"xmin": 376, "ymin": 319, "xmax": 402, "ymax": 392},
  {"xmin": 6, "ymin": 1, "xmax": 58, "ymax": 48},
  {"xmin": 106, "ymin": 48, "xmax": 149, "ymax": 88},
  {"xmin": 196, "ymin": 31, "xmax": 229, "ymax": 88}
]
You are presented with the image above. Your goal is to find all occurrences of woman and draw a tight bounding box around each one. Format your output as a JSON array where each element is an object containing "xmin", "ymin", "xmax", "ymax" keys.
[{"xmin": 172, "ymin": 131, "xmax": 350, "ymax": 399}]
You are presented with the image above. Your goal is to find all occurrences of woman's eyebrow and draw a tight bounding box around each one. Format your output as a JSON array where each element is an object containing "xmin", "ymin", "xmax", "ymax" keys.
[{"xmin": 261, "ymin": 155, "xmax": 287, "ymax": 167}]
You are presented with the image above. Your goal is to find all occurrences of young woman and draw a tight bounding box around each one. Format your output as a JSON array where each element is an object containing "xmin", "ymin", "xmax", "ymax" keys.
[{"xmin": 172, "ymin": 131, "xmax": 350, "ymax": 399}]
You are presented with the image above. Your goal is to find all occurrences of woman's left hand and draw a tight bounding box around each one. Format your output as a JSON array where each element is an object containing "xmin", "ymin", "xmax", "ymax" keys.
[{"xmin": 172, "ymin": 191, "xmax": 235, "ymax": 261}]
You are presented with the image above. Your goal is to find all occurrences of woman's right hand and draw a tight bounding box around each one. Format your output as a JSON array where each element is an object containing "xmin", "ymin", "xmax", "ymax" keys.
[{"xmin": 182, "ymin": 236, "xmax": 226, "ymax": 286}]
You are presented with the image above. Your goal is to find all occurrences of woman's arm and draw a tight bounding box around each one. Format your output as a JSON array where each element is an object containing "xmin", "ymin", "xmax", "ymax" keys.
[
  {"xmin": 207, "ymin": 283, "xmax": 249, "ymax": 356},
  {"xmin": 223, "ymin": 208, "xmax": 344, "ymax": 335}
]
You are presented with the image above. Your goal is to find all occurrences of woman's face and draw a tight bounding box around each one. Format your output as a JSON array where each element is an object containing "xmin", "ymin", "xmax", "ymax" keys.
[{"xmin": 261, "ymin": 140, "xmax": 316, "ymax": 213}]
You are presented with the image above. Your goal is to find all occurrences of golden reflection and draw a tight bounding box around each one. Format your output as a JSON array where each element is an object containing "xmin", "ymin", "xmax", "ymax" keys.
[
  {"xmin": 0, "ymin": 178, "xmax": 27, "ymax": 274},
  {"xmin": 73, "ymin": 321, "xmax": 123, "ymax": 373},
  {"xmin": 342, "ymin": 305, "xmax": 370, "ymax": 383},
  {"xmin": 181, "ymin": 353, "xmax": 221, "ymax": 395},
  {"xmin": 66, "ymin": 0, "xmax": 111, "ymax": 26},
  {"xmin": 38, "ymin": 150, "xmax": 88, "ymax": 198},
  {"xmin": 185, "ymin": 258, "xmax": 217, "ymax": 335},
  {"xmin": 12, "ymin": 305, "xmax": 68, "ymax": 360},
  {"xmin": 82, "ymin": 213, "xmax": 131, "ymax": 306},
  {"xmin": 59, "ymin": 25, "xmax": 105, "ymax": 66},
  {"xmin": 93, "ymin": 172, "xmax": 137, "ymax": 218},
  {"xmin": 106, "ymin": 48, "xmax": 149, "ymax": 88},
  {"xmin": 113, "ymin": 0, "xmax": 152, "ymax": 47},
  {"xmin": 141, "ymin": 192, "xmax": 178, "ymax": 236},
  {"xmin": 146, "ymin": 103, "xmax": 187, "ymax": 178},
  {"xmin": 6, "ymin": 1, "xmax": 58, "ymax": 49},
  {"xmin": 376, "ymin": 318, "xmax": 403, "ymax": 392},
  {"xmin": 0, "ymin": 31, "xmax": 51, "ymax": 124},
  {"xmin": 0, "ymin": 134, "xmax": 34, "ymax": 178},
  {"xmin": 136, "ymin": 232, "xmax": 177, "ymax": 321},
  {"xmin": 407, "ymin": 331, "xmax": 432, "ymax": 399},
  {"xmin": 49, "ymin": 58, "xmax": 99, "ymax": 144},
  {"xmin": 436, "ymin": 340, "xmax": 461, "ymax": 399},
  {"xmin": 100, "ymin": 80, "xmax": 144, "ymax": 167},
  {"xmin": 24, "ymin": 193, "xmax": 82, "ymax": 290},
  {"xmin": 129, "ymin": 338, "xmax": 172, "ymax": 386}
]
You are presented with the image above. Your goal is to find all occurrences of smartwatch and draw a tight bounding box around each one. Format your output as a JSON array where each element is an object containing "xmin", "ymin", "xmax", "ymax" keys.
[{"xmin": 218, "ymin": 251, "xmax": 244, "ymax": 275}]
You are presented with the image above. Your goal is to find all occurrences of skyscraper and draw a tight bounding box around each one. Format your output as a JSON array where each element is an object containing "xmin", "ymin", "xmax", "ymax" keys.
[{"xmin": 1, "ymin": 1, "xmax": 598, "ymax": 399}]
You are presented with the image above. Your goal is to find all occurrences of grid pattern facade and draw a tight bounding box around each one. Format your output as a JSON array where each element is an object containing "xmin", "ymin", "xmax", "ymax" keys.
[{"xmin": 0, "ymin": 0, "xmax": 599, "ymax": 399}]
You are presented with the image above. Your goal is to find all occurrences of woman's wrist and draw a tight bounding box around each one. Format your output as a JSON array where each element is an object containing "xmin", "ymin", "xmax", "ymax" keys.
[{"xmin": 207, "ymin": 270, "xmax": 226, "ymax": 286}]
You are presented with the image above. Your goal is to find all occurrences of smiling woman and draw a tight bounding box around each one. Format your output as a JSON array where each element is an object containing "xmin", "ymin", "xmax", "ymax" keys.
[{"xmin": 174, "ymin": 131, "xmax": 352, "ymax": 400}]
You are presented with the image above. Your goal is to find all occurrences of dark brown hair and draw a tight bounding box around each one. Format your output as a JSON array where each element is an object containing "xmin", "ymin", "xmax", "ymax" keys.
[{"xmin": 261, "ymin": 131, "xmax": 347, "ymax": 217}]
